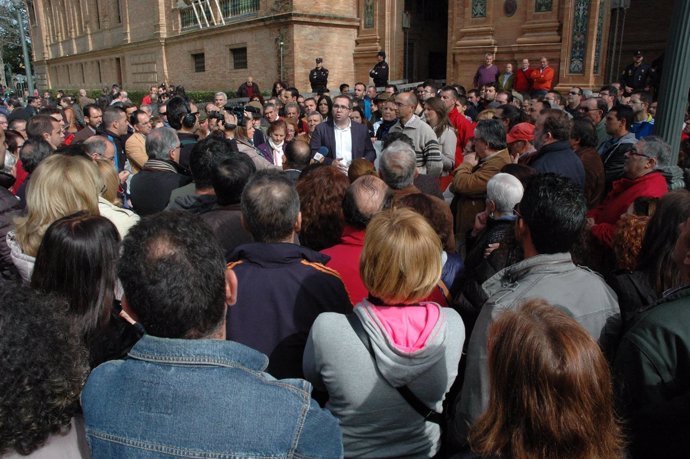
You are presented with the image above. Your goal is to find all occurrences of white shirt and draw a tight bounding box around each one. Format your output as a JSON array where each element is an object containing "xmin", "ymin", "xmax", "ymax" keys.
[{"xmin": 334, "ymin": 119, "xmax": 353, "ymax": 165}]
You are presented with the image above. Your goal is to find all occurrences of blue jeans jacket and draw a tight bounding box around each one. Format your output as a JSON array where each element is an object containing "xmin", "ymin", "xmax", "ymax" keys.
[{"xmin": 82, "ymin": 335, "xmax": 343, "ymax": 458}]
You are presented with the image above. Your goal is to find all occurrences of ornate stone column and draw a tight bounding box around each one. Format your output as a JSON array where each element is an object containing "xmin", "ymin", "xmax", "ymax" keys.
[
  {"xmin": 557, "ymin": 0, "xmax": 610, "ymax": 90},
  {"xmin": 353, "ymin": 0, "xmax": 403, "ymax": 84},
  {"xmin": 654, "ymin": 0, "xmax": 690, "ymax": 163},
  {"xmin": 447, "ymin": 0, "xmax": 497, "ymax": 85}
]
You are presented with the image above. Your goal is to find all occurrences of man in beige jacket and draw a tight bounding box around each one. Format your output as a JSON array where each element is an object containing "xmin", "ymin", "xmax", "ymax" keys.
[{"xmin": 125, "ymin": 110, "xmax": 152, "ymax": 173}]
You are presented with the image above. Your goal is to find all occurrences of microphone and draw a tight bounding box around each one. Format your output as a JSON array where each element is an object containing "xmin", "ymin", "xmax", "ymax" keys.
[{"xmin": 313, "ymin": 146, "xmax": 329, "ymax": 163}]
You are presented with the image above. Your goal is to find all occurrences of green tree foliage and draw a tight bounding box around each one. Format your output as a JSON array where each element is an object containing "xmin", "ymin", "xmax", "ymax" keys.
[{"xmin": 0, "ymin": 0, "xmax": 32, "ymax": 74}]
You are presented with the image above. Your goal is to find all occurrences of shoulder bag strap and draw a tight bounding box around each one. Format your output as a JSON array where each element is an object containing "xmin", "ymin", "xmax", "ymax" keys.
[{"xmin": 345, "ymin": 314, "xmax": 443, "ymax": 424}]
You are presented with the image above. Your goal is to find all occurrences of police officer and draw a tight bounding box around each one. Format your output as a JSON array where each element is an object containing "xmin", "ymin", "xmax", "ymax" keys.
[
  {"xmin": 620, "ymin": 50, "xmax": 655, "ymax": 95},
  {"xmin": 309, "ymin": 57, "xmax": 329, "ymax": 94},
  {"xmin": 369, "ymin": 51, "xmax": 389, "ymax": 88}
]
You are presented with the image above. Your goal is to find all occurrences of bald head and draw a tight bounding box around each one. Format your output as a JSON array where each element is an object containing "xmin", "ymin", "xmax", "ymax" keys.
[
  {"xmin": 284, "ymin": 140, "xmax": 311, "ymax": 170},
  {"xmin": 343, "ymin": 175, "xmax": 392, "ymax": 229}
]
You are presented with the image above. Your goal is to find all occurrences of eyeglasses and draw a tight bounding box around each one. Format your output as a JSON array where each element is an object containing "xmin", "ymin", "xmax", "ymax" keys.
[
  {"xmin": 159, "ymin": 112, "xmax": 167, "ymax": 117},
  {"xmin": 569, "ymin": 91, "xmax": 580, "ymax": 95},
  {"xmin": 513, "ymin": 203, "xmax": 522, "ymax": 218},
  {"xmin": 333, "ymin": 104, "xmax": 351, "ymax": 110},
  {"xmin": 627, "ymin": 148, "xmax": 651, "ymax": 159}
]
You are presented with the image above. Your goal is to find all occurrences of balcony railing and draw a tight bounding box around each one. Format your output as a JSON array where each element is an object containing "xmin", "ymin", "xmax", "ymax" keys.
[{"xmin": 180, "ymin": 0, "xmax": 260, "ymax": 31}]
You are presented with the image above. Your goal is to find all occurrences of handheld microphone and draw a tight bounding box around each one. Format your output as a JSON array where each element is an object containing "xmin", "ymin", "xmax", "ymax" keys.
[{"xmin": 313, "ymin": 146, "xmax": 329, "ymax": 163}]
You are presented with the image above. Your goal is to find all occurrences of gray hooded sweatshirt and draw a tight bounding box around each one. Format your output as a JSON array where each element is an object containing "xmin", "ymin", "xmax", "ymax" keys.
[{"xmin": 303, "ymin": 301, "xmax": 464, "ymax": 458}]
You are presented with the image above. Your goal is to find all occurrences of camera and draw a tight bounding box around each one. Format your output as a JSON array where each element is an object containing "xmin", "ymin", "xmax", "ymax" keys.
[
  {"xmin": 223, "ymin": 103, "xmax": 246, "ymax": 126},
  {"xmin": 207, "ymin": 111, "xmax": 225, "ymax": 122}
]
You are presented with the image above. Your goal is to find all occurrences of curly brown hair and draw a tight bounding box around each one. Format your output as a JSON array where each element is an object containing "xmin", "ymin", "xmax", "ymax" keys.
[
  {"xmin": 0, "ymin": 284, "xmax": 88, "ymax": 455},
  {"xmin": 296, "ymin": 165, "xmax": 349, "ymax": 251},
  {"xmin": 614, "ymin": 215, "xmax": 651, "ymax": 271}
]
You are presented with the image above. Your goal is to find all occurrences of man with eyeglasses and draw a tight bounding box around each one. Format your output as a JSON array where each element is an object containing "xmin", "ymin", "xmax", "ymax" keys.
[
  {"xmin": 586, "ymin": 136, "xmax": 668, "ymax": 248},
  {"xmin": 158, "ymin": 102, "xmax": 169, "ymax": 127},
  {"xmin": 389, "ymin": 91, "xmax": 442, "ymax": 177},
  {"xmin": 310, "ymin": 95, "xmax": 376, "ymax": 171},
  {"xmin": 565, "ymin": 87, "xmax": 583, "ymax": 117},
  {"xmin": 578, "ymin": 97, "xmax": 610, "ymax": 149},
  {"xmin": 599, "ymin": 85, "xmax": 618, "ymax": 111},
  {"xmin": 130, "ymin": 127, "xmax": 192, "ymax": 216}
]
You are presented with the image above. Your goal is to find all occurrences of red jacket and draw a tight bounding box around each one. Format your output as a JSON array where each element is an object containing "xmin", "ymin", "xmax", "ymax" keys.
[
  {"xmin": 448, "ymin": 107, "xmax": 474, "ymax": 166},
  {"xmin": 321, "ymin": 226, "xmax": 368, "ymax": 304},
  {"xmin": 531, "ymin": 66, "xmax": 555, "ymax": 91},
  {"xmin": 514, "ymin": 67, "xmax": 533, "ymax": 93},
  {"xmin": 588, "ymin": 171, "xmax": 667, "ymax": 247}
]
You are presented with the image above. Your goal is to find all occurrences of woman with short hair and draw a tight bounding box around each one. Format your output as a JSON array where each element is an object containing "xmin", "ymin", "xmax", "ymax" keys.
[
  {"xmin": 304, "ymin": 208, "xmax": 464, "ymax": 457},
  {"xmin": 458, "ymin": 172, "xmax": 524, "ymax": 335},
  {"xmin": 469, "ymin": 299, "xmax": 625, "ymax": 459},
  {"xmin": 257, "ymin": 119, "xmax": 287, "ymax": 167}
]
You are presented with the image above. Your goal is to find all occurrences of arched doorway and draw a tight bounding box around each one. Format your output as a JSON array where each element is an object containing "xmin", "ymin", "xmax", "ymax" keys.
[{"xmin": 403, "ymin": 0, "xmax": 449, "ymax": 81}]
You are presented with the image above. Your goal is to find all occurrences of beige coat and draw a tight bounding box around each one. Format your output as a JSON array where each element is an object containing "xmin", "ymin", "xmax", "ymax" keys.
[{"xmin": 450, "ymin": 148, "xmax": 511, "ymax": 253}]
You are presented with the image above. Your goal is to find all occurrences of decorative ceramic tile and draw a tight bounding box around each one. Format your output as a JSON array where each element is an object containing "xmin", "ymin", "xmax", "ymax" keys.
[
  {"xmin": 364, "ymin": 0, "xmax": 375, "ymax": 28},
  {"xmin": 569, "ymin": 0, "xmax": 590, "ymax": 73},
  {"xmin": 472, "ymin": 0, "xmax": 487, "ymax": 18},
  {"xmin": 535, "ymin": 0, "xmax": 553, "ymax": 12},
  {"xmin": 594, "ymin": 0, "xmax": 607, "ymax": 74}
]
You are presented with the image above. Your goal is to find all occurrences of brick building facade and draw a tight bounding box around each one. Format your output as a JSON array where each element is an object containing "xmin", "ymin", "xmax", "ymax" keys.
[{"xmin": 25, "ymin": 0, "xmax": 670, "ymax": 94}]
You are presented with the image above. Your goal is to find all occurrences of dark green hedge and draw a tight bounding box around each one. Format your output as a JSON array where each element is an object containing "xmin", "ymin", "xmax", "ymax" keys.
[{"xmin": 62, "ymin": 89, "xmax": 240, "ymax": 105}]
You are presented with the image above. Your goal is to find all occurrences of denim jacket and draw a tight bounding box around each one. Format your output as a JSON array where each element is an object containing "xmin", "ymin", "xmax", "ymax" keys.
[{"xmin": 82, "ymin": 335, "xmax": 343, "ymax": 458}]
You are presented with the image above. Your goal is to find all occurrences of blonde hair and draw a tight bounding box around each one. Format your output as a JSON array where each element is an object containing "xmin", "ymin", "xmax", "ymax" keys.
[
  {"xmin": 360, "ymin": 208, "xmax": 442, "ymax": 303},
  {"xmin": 95, "ymin": 158, "xmax": 121, "ymax": 206},
  {"xmin": 15, "ymin": 155, "xmax": 100, "ymax": 257},
  {"xmin": 477, "ymin": 109, "xmax": 498, "ymax": 120}
]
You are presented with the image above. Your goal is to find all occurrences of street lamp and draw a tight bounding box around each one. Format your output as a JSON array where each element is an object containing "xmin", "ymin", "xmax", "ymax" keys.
[{"xmin": 10, "ymin": 0, "xmax": 34, "ymax": 95}]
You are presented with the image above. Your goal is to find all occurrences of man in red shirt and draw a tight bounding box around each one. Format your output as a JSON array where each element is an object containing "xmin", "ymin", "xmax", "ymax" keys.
[
  {"xmin": 530, "ymin": 57, "xmax": 555, "ymax": 98},
  {"xmin": 513, "ymin": 58, "xmax": 533, "ymax": 94},
  {"xmin": 586, "ymin": 136, "xmax": 669, "ymax": 248},
  {"xmin": 440, "ymin": 86, "xmax": 474, "ymax": 166},
  {"xmin": 141, "ymin": 85, "xmax": 158, "ymax": 106}
]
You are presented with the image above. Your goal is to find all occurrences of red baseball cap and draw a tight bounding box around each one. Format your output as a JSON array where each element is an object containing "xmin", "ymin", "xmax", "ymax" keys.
[{"xmin": 507, "ymin": 122, "xmax": 535, "ymax": 144}]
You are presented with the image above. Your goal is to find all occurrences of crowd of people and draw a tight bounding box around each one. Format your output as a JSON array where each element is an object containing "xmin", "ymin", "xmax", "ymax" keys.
[{"xmin": 1, "ymin": 48, "xmax": 690, "ymax": 458}]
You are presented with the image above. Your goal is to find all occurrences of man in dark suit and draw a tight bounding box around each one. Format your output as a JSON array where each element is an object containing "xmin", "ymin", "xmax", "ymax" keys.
[{"xmin": 309, "ymin": 95, "xmax": 376, "ymax": 170}]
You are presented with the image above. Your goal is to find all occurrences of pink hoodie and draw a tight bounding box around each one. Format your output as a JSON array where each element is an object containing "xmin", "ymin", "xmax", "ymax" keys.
[{"xmin": 370, "ymin": 303, "xmax": 441, "ymax": 352}]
